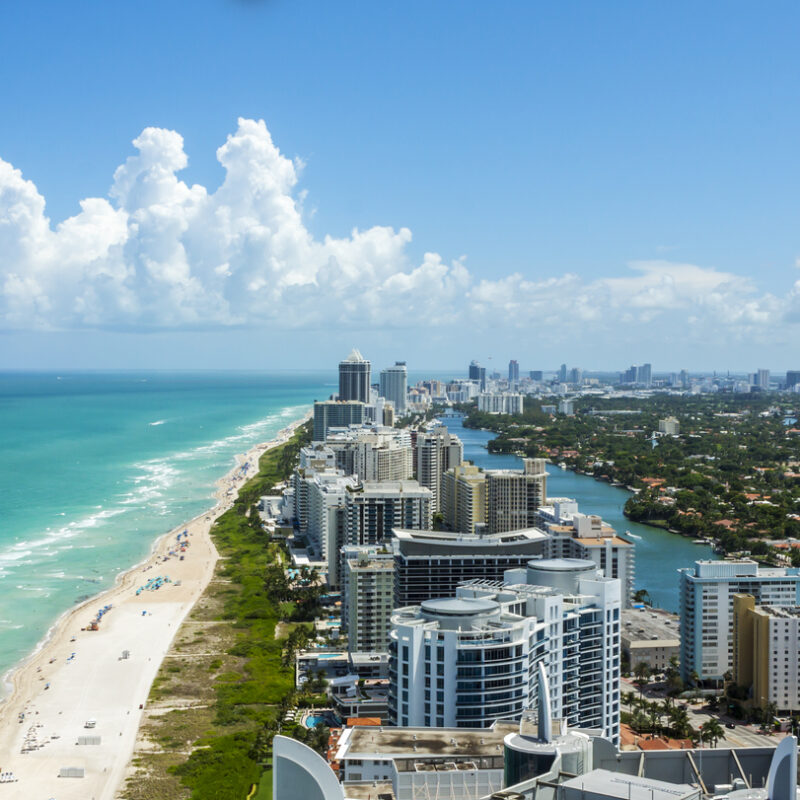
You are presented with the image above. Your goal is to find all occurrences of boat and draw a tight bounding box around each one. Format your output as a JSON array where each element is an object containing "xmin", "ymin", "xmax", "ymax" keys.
[
  {"xmin": 558, "ymin": 462, "xmax": 567, "ymax": 470},
  {"xmin": 625, "ymin": 530, "xmax": 642, "ymax": 540}
]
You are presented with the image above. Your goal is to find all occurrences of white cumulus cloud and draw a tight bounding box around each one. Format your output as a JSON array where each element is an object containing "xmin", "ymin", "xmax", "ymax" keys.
[{"xmin": 0, "ymin": 117, "xmax": 796, "ymax": 348}]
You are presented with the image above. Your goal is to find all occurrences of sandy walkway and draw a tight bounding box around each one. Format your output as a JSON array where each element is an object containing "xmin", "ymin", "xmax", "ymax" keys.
[{"xmin": 0, "ymin": 414, "xmax": 308, "ymax": 800}]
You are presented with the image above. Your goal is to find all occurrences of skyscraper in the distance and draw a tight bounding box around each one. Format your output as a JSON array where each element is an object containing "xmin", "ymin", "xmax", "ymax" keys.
[
  {"xmin": 468, "ymin": 359, "xmax": 487, "ymax": 391},
  {"xmin": 757, "ymin": 368, "xmax": 770, "ymax": 390},
  {"xmin": 339, "ymin": 348, "xmax": 371, "ymax": 402},
  {"xmin": 508, "ymin": 359, "xmax": 519, "ymax": 384},
  {"xmin": 379, "ymin": 361, "xmax": 407, "ymax": 413},
  {"xmin": 558, "ymin": 363, "xmax": 568, "ymax": 383}
]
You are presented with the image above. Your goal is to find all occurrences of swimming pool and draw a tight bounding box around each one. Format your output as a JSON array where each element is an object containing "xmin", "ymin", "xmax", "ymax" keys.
[
  {"xmin": 316, "ymin": 653, "xmax": 344, "ymax": 659},
  {"xmin": 305, "ymin": 715, "xmax": 327, "ymax": 728}
]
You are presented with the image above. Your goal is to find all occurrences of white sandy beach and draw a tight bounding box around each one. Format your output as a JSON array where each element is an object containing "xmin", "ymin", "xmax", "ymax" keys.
[{"xmin": 0, "ymin": 414, "xmax": 308, "ymax": 800}]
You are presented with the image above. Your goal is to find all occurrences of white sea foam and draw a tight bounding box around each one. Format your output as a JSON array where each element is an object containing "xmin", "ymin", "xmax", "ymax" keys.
[
  {"xmin": 149, "ymin": 419, "xmax": 167, "ymax": 426},
  {"xmin": 0, "ymin": 508, "xmax": 127, "ymax": 569}
]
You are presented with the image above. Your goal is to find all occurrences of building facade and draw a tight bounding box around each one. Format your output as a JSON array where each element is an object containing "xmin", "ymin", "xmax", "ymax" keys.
[
  {"xmin": 538, "ymin": 500, "xmax": 635, "ymax": 607},
  {"xmin": 393, "ymin": 527, "xmax": 548, "ymax": 608},
  {"xmin": 305, "ymin": 472, "xmax": 358, "ymax": 578},
  {"xmin": 679, "ymin": 560, "xmax": 800, "ymax": 683},
  {"xmin": 343, "ymin": 547, "xmax": 395, "ymax": 653},
  {"xmin": 414, "ymin": 425, "xmax": 464, "ymax": 513},
  {"xmin": 344, "ymin": 480, "xmax": 432, "ymax": 547},
  {"xmin": 379, "ymin": 361, "xmax": 408, "ymax": 414},
  {"xmin": 733, "ymin": 594, "xmax": 800, "ymax": 713},
  {"xmin": 388, "ymin": 558, "xmax": 621, "ymax": 742},
  {"xmin": 486, "ymin": 458, "xmax": 548, "ymax": 534},
  {"xmin": 338, "ymin": 348, "xmax": 371, "ymax": 403},
  {"xmin": 312, "ymin": 400, "xmax": 365, "ymax": 441},
  {"xmin": 325, "ymin": 425, "xmax": 413, "ymax": 482},
  {"xmin": 658, "ymin": 417, "xmax": 680, "ymax": 435},
  {"xmin": 477, "ymin": 392, "xmax": 525, "ymax": 415},
  {"xmin": 442, "ymin": 463, "xmax": 487, "ymax": 535}
]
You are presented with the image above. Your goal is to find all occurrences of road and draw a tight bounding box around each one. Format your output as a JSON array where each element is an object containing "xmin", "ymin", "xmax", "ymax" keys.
[{"xmin": 620, "ymin": 677, "xmax": 792, "ymax": 749}]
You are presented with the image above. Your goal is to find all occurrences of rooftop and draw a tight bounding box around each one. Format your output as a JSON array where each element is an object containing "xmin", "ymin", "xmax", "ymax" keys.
[
  {"xmin": 574, "ymin": 536, "xmax": 634, "ymax": 547},
  {"xmin": 347, "ymin": 557, "xmax": 394, "ymax": 571},
  {"xmin": 342, "ymin": 348, "xmax": 366, "ymax": 362},
  {"xmin": 338, "ymin": 722, "xmax": 516, "ymax": 758},
  {"xmin": 622, "ymin": 609, "xmax": 681, "ymax": 645},
  {"xmin": 561, "ymin": 769, "xmax": 698, "ymax": 800},
  {"xmin": 342, "ymin": 781, "xmax": 394, "ymax": 799},
  {"xmin": 421, "ymin": 597, "xmax": 500, "ymax": 617},
  {"xmin": 759, "ymin": 605, "xmax": 800, "ymax": 619},
  {"xmin": 356, "ymin": 480, "xmax": 430, "ymax": 496}
]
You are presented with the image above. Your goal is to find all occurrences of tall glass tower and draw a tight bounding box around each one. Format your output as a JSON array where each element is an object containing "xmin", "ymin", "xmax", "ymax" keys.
[
  {"xmin": 339, "ymin": 348, "xmax": 371, "ymax": 402},
  {"xmin": 379, "ymin": 361, "xmax": 407, "ymax": 413}
]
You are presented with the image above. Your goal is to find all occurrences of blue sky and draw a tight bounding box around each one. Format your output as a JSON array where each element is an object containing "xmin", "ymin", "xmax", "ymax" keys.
[{"xmin": 1, "ymin": 0, "xmax": 799, "ymax": 372}]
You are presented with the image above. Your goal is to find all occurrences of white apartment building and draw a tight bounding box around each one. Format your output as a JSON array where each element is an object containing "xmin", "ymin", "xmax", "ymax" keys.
[
  {"xmin": 343, "ymin": 547, "xmax": 395, "ymax": 654},
  {"xmin": 325, "ymin": 425, "xmax": 413, "ymax": 482},
  {"xmin": 486, "ymin": 458, "xmax": 548, "ymax": 534},
  {"xmin": 658, "ymin": 416, "xmax": 680, "ymax": 435},
  {"xmin": 538, "ymin": 498, "xmax": 635, "ymax": 607},
  {"xmin": 306, "ymin": 472, "xmax": 358, "ymax": 577},
  {"xmin": 679, "ymin": 560, "xmax": 800, "ymax": 683},
  {"xmin": 414, "ymin": 425, "xmax": 464, "ymax": 513},
  {"xmin": 379, "ymin": 361, "xmax": 408, "ymax": 414},
  {"xmin": 442, "ymin": 463, "xmax": 487, "ymax": 534},
  {"xmin": 291, "ymin": 447, "xmax": 340, "ymax": 534},
  {"xmin": 558, "ymin": 399, "xmax": 575, "ymax": 416},
  {"xmin": 477, "ymin": 392, "xmax": 525, "ymax": 415},
  {"xmin": 389, "ymin": 558, "xmax": 621, "ymax": 743},
  {"xmin": 344, "ymin": 480, "xmax": 432, "ymax": 547}
]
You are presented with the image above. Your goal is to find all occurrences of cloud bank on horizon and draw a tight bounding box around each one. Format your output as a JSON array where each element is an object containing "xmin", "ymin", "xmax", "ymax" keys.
[{"xmin": 1, "ymin": 117, "xmax": 798, "ymax": 345}]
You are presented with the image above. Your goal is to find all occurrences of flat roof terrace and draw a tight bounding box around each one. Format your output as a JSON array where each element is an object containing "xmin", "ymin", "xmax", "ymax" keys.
[{"xmin": 339, "ymin": 722, "xmax": 517, "ymax": 758}]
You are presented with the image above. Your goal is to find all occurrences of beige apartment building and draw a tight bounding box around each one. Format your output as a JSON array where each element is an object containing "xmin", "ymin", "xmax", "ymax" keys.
[{"xmin": 442, "ymin": 462, "xmax": 487, "ymax": 534}]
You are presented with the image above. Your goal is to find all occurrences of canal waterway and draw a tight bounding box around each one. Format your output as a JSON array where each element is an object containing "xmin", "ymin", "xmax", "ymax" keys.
[{"xmin": 440, "ymin": 415, "xmax": 718, "ymax": 612}]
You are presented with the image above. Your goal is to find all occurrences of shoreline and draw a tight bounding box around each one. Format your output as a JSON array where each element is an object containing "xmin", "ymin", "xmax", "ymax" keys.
[{"xmin": 0, "ymin": 410, "xmax": 310, "ymax": 800}]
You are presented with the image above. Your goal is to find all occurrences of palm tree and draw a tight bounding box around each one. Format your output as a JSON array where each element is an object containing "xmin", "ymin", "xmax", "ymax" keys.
[
  {"xmin": 761, "ymin": 701, "xmax": 778, "ymax": 733},
  {"xmin": 648, "ymin": 701, "xmax": 662, "ymax": 736},
  {"xmin": 633, "ymin": 589, "xmax": 652, "ymax": 606},
  {"xmin": 634, "ymin": 662, "xmax": 652, "ymax": 699},
  {"xmin": 623, "ymin": 691, "xmax": 637, "ymax": 715},
  {"xmin": 669, "ymin": 706, "xmax": 691, "ymax": 739},
  {"xmin": 700, "ymin": 719, "xmax": 725, "ymax": 748}
]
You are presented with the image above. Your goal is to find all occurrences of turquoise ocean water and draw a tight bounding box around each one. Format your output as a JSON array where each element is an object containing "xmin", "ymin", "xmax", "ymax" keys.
[
  {"xmin": 0, "ymin": 371, "xmax": 332, "ymax": 686},
  {"xmin": 0, "ymin": 376, "xmax": 712, "ymax": 690}
]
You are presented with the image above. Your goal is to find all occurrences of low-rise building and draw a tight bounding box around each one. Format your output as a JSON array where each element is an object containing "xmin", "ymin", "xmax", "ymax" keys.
[{"xmin": 621, "ymin": 609, "xmax": 680, "ymax": 673}]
